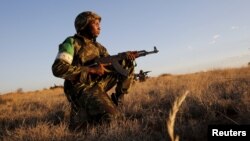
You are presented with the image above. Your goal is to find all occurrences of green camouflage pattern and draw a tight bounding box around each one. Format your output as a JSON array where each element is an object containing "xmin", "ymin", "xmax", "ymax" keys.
[{"xmin": 52, "ymin": 34, "xmax": 134, "ymax": 128}]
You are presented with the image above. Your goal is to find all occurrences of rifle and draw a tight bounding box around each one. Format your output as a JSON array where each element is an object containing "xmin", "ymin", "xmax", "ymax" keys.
[
  {"xmin": 142, "ymin": 71, "xmax": 151, "ymax": 75},
  {"xmin": 91, "ymin": 46, "xmax": 159, "ymax": 76}
]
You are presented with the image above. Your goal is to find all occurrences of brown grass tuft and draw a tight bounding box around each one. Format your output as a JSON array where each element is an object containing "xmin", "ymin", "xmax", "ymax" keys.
[{"xmin": 167, "ymin": 91, "xmax": 189, "ymax": 141}]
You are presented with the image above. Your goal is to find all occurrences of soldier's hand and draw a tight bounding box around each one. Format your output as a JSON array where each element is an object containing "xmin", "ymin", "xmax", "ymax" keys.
[
  {"xmin": 88, "ymin": 63, "xmax": 110, "ymax": 76},
  {"xmin": 126, "ymin": 51, "xmax": 138, "ymax": 60}
]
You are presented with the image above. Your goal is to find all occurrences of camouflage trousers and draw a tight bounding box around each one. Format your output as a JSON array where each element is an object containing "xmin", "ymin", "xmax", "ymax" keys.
[
  {"xmin": 67, "ymin": 60, "xmax": 134, "ymax": 130},
  {"xmin": 70, "ymin": 85, "xmax": 122, "ymax": 127}
]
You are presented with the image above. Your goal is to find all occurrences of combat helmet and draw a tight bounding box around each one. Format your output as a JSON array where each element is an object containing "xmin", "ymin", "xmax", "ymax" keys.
[{"xmin": 74, "ymin": 11, "xmax": 101, "ymax": 33}]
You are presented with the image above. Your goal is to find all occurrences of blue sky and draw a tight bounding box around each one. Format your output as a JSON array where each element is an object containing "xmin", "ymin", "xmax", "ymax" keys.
[{"xmin": 1, "ymin": 1, "xmax": 250, "ymax": 93}]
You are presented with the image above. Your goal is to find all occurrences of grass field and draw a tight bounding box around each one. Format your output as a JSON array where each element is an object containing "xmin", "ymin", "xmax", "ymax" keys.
[{"xmin": 0, "ymin": 66, "xmax": 249, "ymax": 141}]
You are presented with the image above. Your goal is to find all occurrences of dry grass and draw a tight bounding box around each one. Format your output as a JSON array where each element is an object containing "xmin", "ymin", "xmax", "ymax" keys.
[
  {"xmin": 167, "ymin": 91, "xmax": 189, "ymax": 141},
  {"xmin": 0, "ymin": 66, "xmax": 249, "ymax": 141}
]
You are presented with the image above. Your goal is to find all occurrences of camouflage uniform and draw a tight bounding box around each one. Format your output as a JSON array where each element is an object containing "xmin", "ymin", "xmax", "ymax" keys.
[
  {"xmin": 52, "ymin": 11, "xmax": 134, "ymax": 130},
  {"xmin": 138, "ymin": 70, "xmax": 146, "ymax": 82}
]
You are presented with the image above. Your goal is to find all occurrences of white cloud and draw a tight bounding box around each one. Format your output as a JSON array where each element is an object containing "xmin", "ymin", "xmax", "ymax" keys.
[
  {"xmin": 231, "ymin": 26, "xmax": 239, "ymax": 30},
  {"xmin": 213, "ymin": 34, "xmax": 220, "ymax": 39},
  {"xmin": 209, "ymin": 34, "xmax": 221, "ymax": 45}
]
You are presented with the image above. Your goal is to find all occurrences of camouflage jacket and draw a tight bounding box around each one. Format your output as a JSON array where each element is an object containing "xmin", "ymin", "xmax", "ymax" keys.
[{"xmin": 52, "ymin": 34, "xmax": 110, "ymax": 94}]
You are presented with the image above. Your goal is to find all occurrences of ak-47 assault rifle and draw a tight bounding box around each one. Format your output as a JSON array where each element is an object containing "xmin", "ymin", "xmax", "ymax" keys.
[
  {"xmin": 90, "ymin": 46, "xmax": 159, "ymax": 106},
  {"xmin": 91, "ymin": 46, "xmax": 159, "ymax": 77}
]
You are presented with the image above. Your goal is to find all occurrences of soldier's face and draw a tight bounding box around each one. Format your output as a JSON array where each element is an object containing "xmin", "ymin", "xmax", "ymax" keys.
[{"xmin": 89, "ymin": 19, "xmax": 101, "ymax": 38}]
